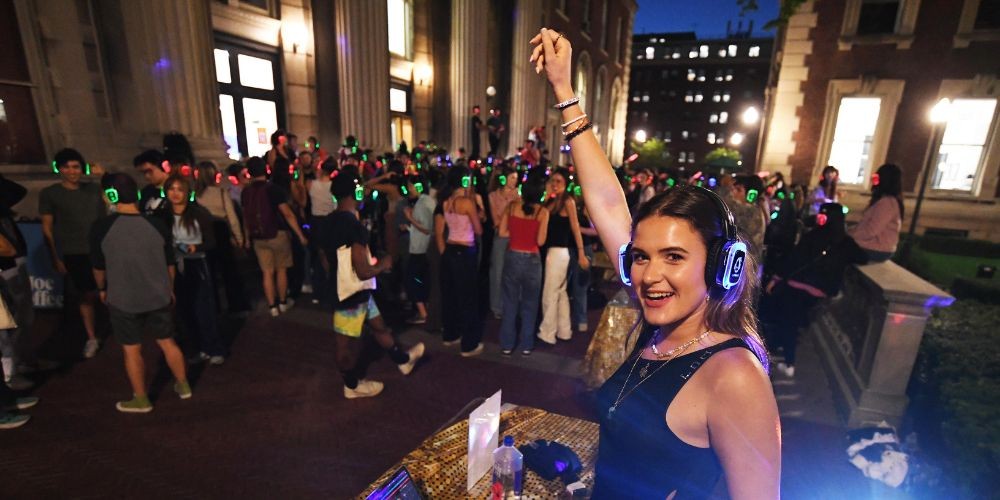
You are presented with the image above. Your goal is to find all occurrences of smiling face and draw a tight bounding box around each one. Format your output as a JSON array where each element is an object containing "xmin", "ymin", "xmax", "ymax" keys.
[
  {"xmin": 59, "ymin": 160, "xmax": 84, "ymax": 184},
  {"xmin": 547, "ymin": 173, "xmax": 567, "ymax": 196},
  {"xmin": 166, "ymin": 180, "xmax": 188, "ymax": 206},
  {"xmin": 629, "ymin": 215, "xmax": 711, "ymax": 328}
]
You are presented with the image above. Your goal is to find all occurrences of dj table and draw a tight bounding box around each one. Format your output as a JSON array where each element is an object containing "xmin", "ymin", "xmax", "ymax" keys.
[{"xmin": 358, "ymin": 406, "xmax": 599, "ymax": 498}]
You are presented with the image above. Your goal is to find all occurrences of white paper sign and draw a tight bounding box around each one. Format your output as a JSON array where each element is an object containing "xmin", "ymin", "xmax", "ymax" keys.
[{"xmin": 467, "ymin": 389, "xmax": 502, "ymax": 492}]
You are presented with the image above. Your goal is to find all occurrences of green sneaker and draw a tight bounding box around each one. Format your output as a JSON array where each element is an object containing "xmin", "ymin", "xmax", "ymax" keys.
[
  {"xmin": 174, "ymin": 381, "xmax": 192, "ymax": 400},
  {"xmin": 115, "ymin": 395, "xmax": 152, "ymax": 413}
]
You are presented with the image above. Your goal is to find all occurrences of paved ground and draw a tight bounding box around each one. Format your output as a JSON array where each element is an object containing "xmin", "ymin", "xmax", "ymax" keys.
[{"xmin": 0, "ymin": 290, "xmax": 912, "ymax": 499}]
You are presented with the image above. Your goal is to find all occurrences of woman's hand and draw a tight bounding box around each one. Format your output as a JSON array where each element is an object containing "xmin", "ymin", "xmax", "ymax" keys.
[
  {"xmin": 530, "ymin": 28, "xmax": 572, "ymax": 98},
  {"xmin": 578, "ymin": 252, "xmax": 591, "ymax": 271}
]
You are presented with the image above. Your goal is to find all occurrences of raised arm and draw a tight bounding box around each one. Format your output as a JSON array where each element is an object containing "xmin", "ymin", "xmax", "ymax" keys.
[{"xmin": 531, "ymin": 29, "xmax": 631, "ymax": 275}]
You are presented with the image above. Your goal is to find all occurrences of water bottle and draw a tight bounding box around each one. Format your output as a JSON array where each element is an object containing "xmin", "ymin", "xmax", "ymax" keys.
[{"xmin": 491, "ymin": 435, "xmax": 523, "ymax": 499}]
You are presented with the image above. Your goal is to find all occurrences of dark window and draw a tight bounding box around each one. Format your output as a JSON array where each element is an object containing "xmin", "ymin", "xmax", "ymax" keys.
[
  {"xmin": 857, "ymin": 0, "xmax": 900, "ymax": 35},
  {"xmin": 241, "ymin": 0, "xmax": 270, "ymax": 11},
  {"xmin": 975, "ymin": 0, "xmax": 1000, "ymax": 30},
  {"xmin": 581, "ymin": 0, "xmax": 592, "ymax": 33}
]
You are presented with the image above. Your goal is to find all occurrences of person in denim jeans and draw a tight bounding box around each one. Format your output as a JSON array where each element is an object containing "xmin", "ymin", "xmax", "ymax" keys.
[
  {"xmin": 497, "ymin": 173, "xmax": 549, "ymax": 355},
  {"xmin": 570, "ymin": 204, "xmax": 598, "ymax": 333},
  {"xmin": 487, "ymin": 166, "xmax": 520, "ymax": 318}
]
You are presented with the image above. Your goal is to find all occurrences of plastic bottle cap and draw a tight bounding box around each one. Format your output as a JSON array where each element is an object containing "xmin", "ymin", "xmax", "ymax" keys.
[{"xmin": 503, "ymin": 436, "xmax": 514, "ymax": 447}]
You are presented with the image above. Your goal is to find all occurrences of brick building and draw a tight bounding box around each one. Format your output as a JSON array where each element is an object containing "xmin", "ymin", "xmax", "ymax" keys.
[
  {"xmin": 0, "ymin": 0, "xmax": 636, "ymax": 217},
  {"xmin": 760, "ymin": 0, "xmax": 1000, "ymax": 241},
  {"xmin": 626, "ymin": 29, "xmax": 773, "ymax": 171}
]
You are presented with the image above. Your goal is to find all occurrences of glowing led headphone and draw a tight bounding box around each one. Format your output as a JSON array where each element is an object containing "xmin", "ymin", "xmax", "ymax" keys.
[
  {"xmin": 746, "ymin": 188, "xmax": 759, "ymax": 203},
  {"xmin": 104, "ymin": 187, "xmax": 120, "ymax": 204},
  {"xmin": 618, "ymin": 186, "xmax": 747, "ymax": 291},
  {"xmin": 53, "ymin": 161, "xmax": 91, "ymax": 176},
  {"xmin": 415, "ymin": 182, "xmax": 425, "ymax": 194},
  {"xmin": 354, "ymin": 182, "xmax": 364, "ymax": 201},
  {"xmin": 401, "ymin": 185, "xmax": 409, "ymax": 196},
  {"xmin": 189, "ymin": 189, "xmax": 196, "ymax": 203},
  {"xmin": 461, "ymin": 175, "xmax": 471, "ymax": 189}
]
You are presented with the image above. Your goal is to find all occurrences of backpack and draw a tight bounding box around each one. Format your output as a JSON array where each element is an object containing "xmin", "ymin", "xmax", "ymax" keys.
[{"xmin": 242, "ymin": 183, "xmax": 279, "ymax": 240}]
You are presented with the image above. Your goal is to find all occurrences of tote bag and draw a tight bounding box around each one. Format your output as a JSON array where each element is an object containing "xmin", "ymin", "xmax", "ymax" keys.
[{"xmin": 336, "ymin": 244, "xmax": 376, "ymax": 302}]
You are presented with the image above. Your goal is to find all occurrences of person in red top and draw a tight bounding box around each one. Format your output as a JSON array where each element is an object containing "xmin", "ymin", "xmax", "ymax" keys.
[{"xmin": 497, "ymin": 171, "xmax": 550, "ymax": 355}]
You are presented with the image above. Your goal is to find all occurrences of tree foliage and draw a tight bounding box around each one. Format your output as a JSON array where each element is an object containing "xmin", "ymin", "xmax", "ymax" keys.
[
  {"xmin": 737, "ymin": 0, "xmax": 810, "ymax": 30},
  {"xmin": 629, "ymin": 138, "xmax": 673, "ymax": 172},
  {"xmin": 705, "ymin": 147, "xmax": 742, "ymax": 162}
]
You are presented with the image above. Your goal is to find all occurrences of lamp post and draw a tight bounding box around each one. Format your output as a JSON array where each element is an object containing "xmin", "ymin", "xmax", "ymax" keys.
[{"xmin": 905, "ymin": 98, "xmax": 951, "ymax": 257}]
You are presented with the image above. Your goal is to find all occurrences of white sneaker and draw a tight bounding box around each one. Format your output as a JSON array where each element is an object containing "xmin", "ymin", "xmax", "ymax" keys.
[
  {"xmin": 209, "ymin": 356, "xmax": 226, "ymax": 366},
  {"xmin": 301, "ymin": 284, "xmax": 313, "ymax": 294},
  {"xmin": 344, "ymin": 379, "xmax": 384, "ymax": 399},
  {"xmin": 279, "ymin": 298, "xmax": 295, "ymax": 313},
  {"xmin": 398, "ymin": 343, "xmax": 425, "ymax": 376},
  {"xmin": 270, "ymin": 306, "xmax": 280, "ymax": 317},
  {"xmin": 83, "ymin": 339, "xmax": 100, "ymax": 359},
  {"xmin": 460, "ymin": 343, "xmax": 485, "ymax": 357}
]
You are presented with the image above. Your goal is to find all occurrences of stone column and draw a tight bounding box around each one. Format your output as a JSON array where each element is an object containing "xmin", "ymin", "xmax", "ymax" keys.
[
  {"xmin": 334, "ymin": 0, "xmax": 391, "ymax": 152},
  {"xmin": 118, "ymin": 0, "xmax": 229, "ymax": 163},
  {"xmin": 506, "ymin": 0, "xmax": 545, "ymax": 158},
  {"xmin": 449, "ymin": 0, "xmax": 489, "ymax": 154}
]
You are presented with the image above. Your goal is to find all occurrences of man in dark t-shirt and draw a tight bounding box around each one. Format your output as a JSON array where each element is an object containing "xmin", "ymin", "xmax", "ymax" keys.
[
  {"xmin": 133, "ymin": 149, "xmax": 171, "ymax": 222},
  {"xmin": 469, "ymin": 105, "xmax": 484, "ymax": 159},
  {"xmin": 39, "ymin": 148, "xmax": 106, "ymax": 359},
  {"xmin": 314, "ymin": 170, "xmax": 424, "ymax": 400},
  {"xmin": 90, "ymin": 173, "xmax": 190, "ymax": 414},
  {"xmin": 487, "ymin": 108, "xmax": 505, "ymax": 156}
]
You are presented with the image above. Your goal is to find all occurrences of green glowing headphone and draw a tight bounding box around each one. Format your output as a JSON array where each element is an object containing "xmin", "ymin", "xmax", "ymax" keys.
[
  {"xmin": 189, "ymin": 189, "xmax": 196, "ymax": 203},
  {"xmin": 53, "ymin": 161, "xmax": 91, "ymax": 176},
  {"xmin": 746, "ymin": 188, "xmax": 759, "ymax": 203},
  {"xmin": 401, "ymin": 185, "xmax": 409, "ymax": 196},
  {"xmin": 415, "ymin": 182, "xmax": 425, "ymax": 194},
  {"xmin": 461, "ymin": 175, "xmax": 471, "ymax": 189},
  {"xmin": 104, "ymin": 187, "xmax": 120, "ymax": 204},
  {"xmin": 354, "ymin": 182, "xmax": 365, "ymax": 201}
]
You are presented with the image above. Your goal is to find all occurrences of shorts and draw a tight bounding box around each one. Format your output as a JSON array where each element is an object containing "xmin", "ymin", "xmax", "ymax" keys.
[
  {"xmin": 333, "ymin": 295, "xmax": 380, "ymax": 338},
  {"xmin": 109, "ymin": 306, "xmax": 174, "ymax": 346},
  {"xmin": 253, "ymin": 231, "xmax": 293, "ymax": 271},
  {"xmin": 64, "ymin": 254, "xmax": 98, "ymax": 294}
]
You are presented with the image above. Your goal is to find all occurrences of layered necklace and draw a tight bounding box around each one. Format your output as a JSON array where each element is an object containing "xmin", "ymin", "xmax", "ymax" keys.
[{"xmin": 607, "ymin": 329, "xmax": 712, "ymax": 420}]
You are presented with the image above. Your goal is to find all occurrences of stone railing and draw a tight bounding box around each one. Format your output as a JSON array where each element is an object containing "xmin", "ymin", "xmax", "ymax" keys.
[{"xmin": 810, "ymin": 260, "xmax": 954, "ymax": 427}]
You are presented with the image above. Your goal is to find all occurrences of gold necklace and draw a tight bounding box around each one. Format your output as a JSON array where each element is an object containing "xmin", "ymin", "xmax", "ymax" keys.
[
  {"xmin": 607, "ymin": 330, "xmax": 711, "ymax": 420},
  {"xmin": 649, "ymin": 329, "xmax": 712, "ymax": 360}
]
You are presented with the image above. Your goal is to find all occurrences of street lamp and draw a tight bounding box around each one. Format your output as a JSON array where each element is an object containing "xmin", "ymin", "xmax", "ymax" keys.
[
  {"xmin": 634, "ymin": 129, "xmax": 647, "ymax": 143},
  {"xmin": 906, "ymin": 98, "xmax": 952, "ymax": 256},
  {"xmin": 742, "ymin": 106, "xmax": 760, "ymax": 125},
  {"xmin": 730, "ymin": 132, "xmax": 745, "ymax": 146}
]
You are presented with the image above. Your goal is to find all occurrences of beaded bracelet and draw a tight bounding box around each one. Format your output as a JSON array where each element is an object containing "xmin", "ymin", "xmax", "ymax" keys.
[
  {"xmin": 553, "ymin": 97, "xmax": 580, "ymax": 110},
  {"xmin": 561, "ymin": 114, "xmax": 588, "ymax": 129},
  {"xmin": 564, "ymin": 121, "xmax": 593, "ymax": 142}
]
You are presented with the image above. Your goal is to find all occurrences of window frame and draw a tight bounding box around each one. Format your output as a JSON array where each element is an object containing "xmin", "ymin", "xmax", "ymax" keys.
[
  {"xmin": 954, "ymin": 0, "xmax": 1000, "ymax": 47},
  {"xmin": 925, "ymin": 78, "xmax": 1000, "ymax": 199},
  {"xmin": 839, "ymin": 0, "xmax": 921, "ymax": 50},
  {"xmin": 387, "ymin": 0, "xmax": 414, "ymax": 60},
  {"xmin": 214, "ymin": 36, "xmax": 286, "ymax": 159},
  {"xmin": 815, "ymin": 79, "xmax": 905, "ymax": 190}
]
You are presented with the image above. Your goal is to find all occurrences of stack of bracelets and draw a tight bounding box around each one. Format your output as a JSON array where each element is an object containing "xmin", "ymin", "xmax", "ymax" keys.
[{"xmin": 554, "ymin": 97, "xmax": 593, "ymax": 142}]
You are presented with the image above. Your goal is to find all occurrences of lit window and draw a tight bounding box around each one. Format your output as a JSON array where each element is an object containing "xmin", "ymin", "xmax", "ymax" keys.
[
  {"xmin": 699, "ymin": 45, "xmax": 709, "ymax": 58},
  {"xmin": 219, "ymin": 94, "xmax": 239, "ymax": 160},
  {"xmin": 710, "ymin": 114, "xmax": 719, "ymax": 123},
  {"xmin": 685, "ymin": 92, "xmax": 693, "ymax": 103},
  {"xmin": 695, "ymin": 93, "xmax": 703, "ymax": 103},
  {"xmin": 688, "ymin": 152, "xmax": 695, "ymax": 163},
  {"xmin": 697, "ymin": 70, "xmax": 705, "ymax": 82},
  {"xmin": 687, "ymin": 69, "xmax": 696, "ymax": 81},
  {"xmin": 214, "ymin": 49, "xmax": 231, "ymax": 84},
  {"xmin": 716, "ymin": 134, "xmax": 725, "ymax": 144},
  {"xmin": 707, "ymin": 133, "xmax": 716, "ymax": 143},
  {"xmin": 389, "ymin": 88, "xmax": 408, "ymax": 112},
  {"xmin": 713, "ymin": 92, "xmax": 721, "ymax": 103},
  {"xmin": 682, "ymin": 130, "xmax": 690, "ymax": 139},
  {"xmin": 728, "ymin": 44, "xmax": 737, "ymax": 57},
  {"xmin": 664, "ymin": 131, "xmax": 672, "ymax": 142},
  {"xmin": 689, "ymin": 48, "xmax": 698, "ymax": 58},
  {"xmin": 673, "ymin": 50, "xmax": 681, "ymax": 59},
  {"xmin": 715, "ymin": 70, "xmax": 724, "ymax": 82},
  {"xmin": 387, "ymin": 0, "xmax": 414, "ymax": 59},
  {"xmin": 632, "ymin": 95, "xmax": 640, "ymax": 103},
  {"xmin": 828, "ymin": 97, "xmax": 882, "ymax": 184},
  {"xmin": 718, "ymin": 48, "xmax": 727, "ymax": 57},
  {"xmin": 637, "ymin": 54, "xmax": 644, "ymax": 60},
  {"xmin": 725, "ymin": 69, "xmax": 734, "ymax": 81},
  {"xmin": 749, "ymin": 45, "xmax": 761, "ymax": 57},
  {"xmin": 642, "ymin": 92, "xmax": 650, "ymax": 102},
  {"xmin": 642, "ymin": 111, "xmax": 649, "ymax": 121},
  {"xmin": 238, "ymin": 54, "xmax": 275, "ymax": 90},
  {"xmin": 645, "ymin": 46, "xmax": 655, "ymax": 58},
  {"xmin": 649, "ymin": 37, "xmax": 657, "ymax": 42},
  {"xmin": 679, "ymin": 152, "xmax": 687, "ymax": 162},
  {"xmin": 933, "ymin": 98, "xmax": 998, "ymax": 191},
  {"xmin": 719, "ymin": 111, "xmax": 729, "ymax": 123},
  {"xmin": 723, "ymin": 92, "xmax": 731, "ymax": 102},
  {"xmin": 242, "ymin": 97, "xmax": 278, "ymax": 158}
]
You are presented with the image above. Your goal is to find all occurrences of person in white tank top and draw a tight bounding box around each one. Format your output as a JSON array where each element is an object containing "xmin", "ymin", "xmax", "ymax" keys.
[{"xmin": 307, "ymin": 160, "xmax": 338, "ymax": 217}]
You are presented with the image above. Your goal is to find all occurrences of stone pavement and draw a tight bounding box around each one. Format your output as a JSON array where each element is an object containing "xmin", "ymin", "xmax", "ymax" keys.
[{"xmin": 0, "ymin": 297, "xmax": 914, "ymax": 499}]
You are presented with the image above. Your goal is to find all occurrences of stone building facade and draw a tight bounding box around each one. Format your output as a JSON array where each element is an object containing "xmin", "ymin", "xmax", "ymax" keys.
[
  {"xmin": 760, "ymin": 0, "xmax": 1000, "ymax": 241},
  {"xmin": 1, "ymin": 0, "xmax": 636, "ymax": 217}
]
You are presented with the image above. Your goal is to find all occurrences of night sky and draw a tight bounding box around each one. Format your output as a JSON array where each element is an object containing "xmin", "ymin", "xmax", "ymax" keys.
[{"xmin": 633, "ymin": 0, "xmax": 780, "ymax": 38}]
